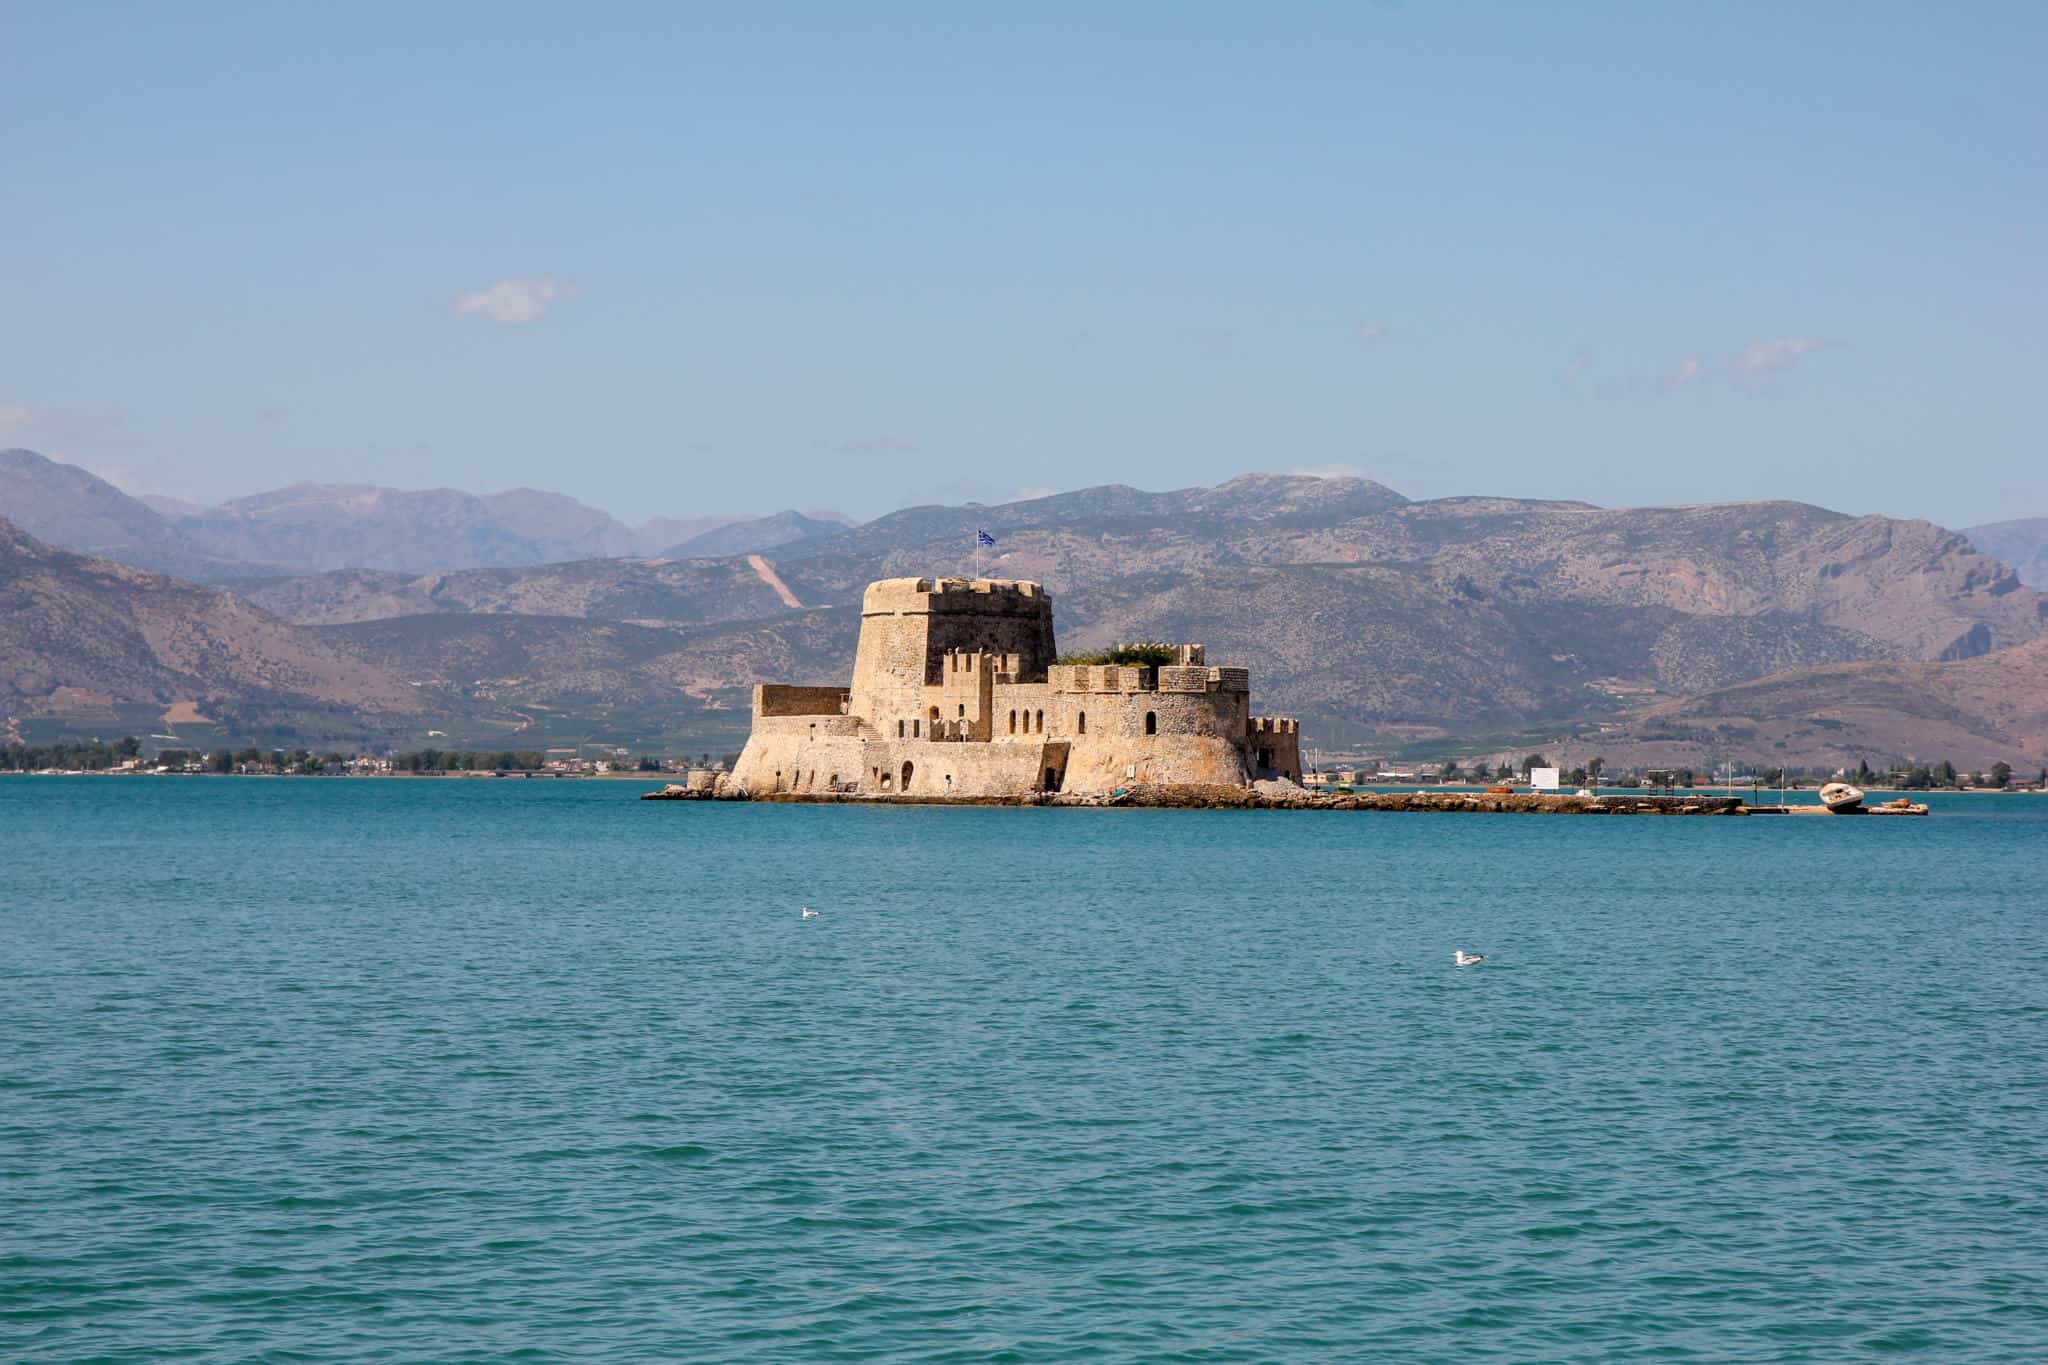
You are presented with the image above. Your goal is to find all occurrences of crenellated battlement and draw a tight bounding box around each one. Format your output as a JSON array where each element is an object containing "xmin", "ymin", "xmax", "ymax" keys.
[
  {"xmin": 1250, "ymin": 716, "xmax": 1299, "ymax": 735},
  {"xmin": 1050, "ymin": 662, "xmax": 1252, "ymax": 695},
  {"xmin": 1049, "ymin": 663, "xmax": 1152, "ymax": 693},
  {"xmin": 863, "ymin": 577, "xmax": 1049, "ymax": 615},
  {"xmin": 942, "ymin": 649, "xmax": 1020, "ymax": 676}
]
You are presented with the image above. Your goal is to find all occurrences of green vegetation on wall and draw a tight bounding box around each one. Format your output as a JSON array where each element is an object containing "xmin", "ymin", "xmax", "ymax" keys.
[{"xmin": 1054, "ymin": 642, "xmax": 1178, "ymax": 667}]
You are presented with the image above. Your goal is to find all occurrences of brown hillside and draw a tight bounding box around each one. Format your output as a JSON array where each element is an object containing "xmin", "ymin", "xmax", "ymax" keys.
[
  {"xmin": 1595, "ymin": 637, "xmax": 2048, "ymax": 770},
  {"xmin": 0, "ymin": 515, "xmax": 423, "ymax": 727}
]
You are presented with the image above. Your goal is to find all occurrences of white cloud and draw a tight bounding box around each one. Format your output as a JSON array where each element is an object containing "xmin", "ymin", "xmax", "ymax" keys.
[
  {"xmin": 1356, "ymin": 322, "xmax": 1390, "ymax": 344},
  {"xmin": 1584, "ymin": 335, "xmax": 1837, "ymax": 398},
  {"xmin": 453, "ymin": 277, "xmax": 572, "ymax": 326},
  {"xmin": 1288, "ymin": 464, "xmax": 1366, "ymax": 480},
  {"xmin": 1734, "ymin": 336, "xmax": 1828, "ymax": 374}
]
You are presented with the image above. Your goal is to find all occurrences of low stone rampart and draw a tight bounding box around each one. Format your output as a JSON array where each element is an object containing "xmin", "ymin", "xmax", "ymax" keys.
[{"xmin": 754, "ymin": 685, "xmax": 850, "ymax": 717}]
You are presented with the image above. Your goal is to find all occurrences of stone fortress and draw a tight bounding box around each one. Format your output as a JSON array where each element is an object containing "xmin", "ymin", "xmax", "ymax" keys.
[{"xmin": 725, "ymin": 576, "xmax": 1301, "ymax": 799}]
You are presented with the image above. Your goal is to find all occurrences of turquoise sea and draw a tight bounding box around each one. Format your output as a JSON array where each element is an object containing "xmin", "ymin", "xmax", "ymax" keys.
[{"xmin": 5, "ymin": 778, "xmax": 2046, "ymax": 1361}]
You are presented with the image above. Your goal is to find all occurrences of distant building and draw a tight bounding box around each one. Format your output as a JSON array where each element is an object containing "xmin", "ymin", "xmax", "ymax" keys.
[{"xmin": 726, "ymin": 576, "xmax": 1301, "ymax": 798}]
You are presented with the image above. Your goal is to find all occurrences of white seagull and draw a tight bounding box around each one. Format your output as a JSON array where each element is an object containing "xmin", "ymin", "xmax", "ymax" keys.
[
  {"xmin": 800, "ymin": 906, "xmax": 819, "ymax": 920},
  {"xmin": 1453, "ymin": 950, "xmax": 1485, "ymax": 967}
]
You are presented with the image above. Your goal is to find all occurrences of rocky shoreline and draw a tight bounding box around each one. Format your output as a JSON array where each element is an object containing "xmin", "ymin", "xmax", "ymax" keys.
[{"xmin": 644, "ymin": 781, "xmax": 1747, "ymax": 814}]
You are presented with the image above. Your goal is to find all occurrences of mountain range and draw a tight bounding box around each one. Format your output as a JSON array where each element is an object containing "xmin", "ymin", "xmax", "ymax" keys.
[
  {"xmin": 0, "ymin": 449, "xmax": 851, "ymax": 578},
  {"xmin": 3, "ymin": 448, "xmax": 2045, "ymax": 769}
]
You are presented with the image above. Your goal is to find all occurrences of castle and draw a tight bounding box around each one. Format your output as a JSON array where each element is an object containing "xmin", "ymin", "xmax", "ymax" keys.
[{"xmin": 725, "ymin": 577, "xmax": 1300, "ymax": 799}]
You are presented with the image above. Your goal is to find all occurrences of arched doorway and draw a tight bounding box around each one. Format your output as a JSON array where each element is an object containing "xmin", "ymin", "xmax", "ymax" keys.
[
  {"xmin": 1145, "ymin": 711, "xmax": 1157, "ymax": 735},
  {"xmin": 900, "ymin": 760, "xmax": 914, "ymax": 790}
]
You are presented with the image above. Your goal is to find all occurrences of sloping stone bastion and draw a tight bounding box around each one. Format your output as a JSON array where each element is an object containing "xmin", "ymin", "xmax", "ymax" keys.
[{"xmin": 723, "ymin": 576, "xmax": 1301, "ymax": 800}]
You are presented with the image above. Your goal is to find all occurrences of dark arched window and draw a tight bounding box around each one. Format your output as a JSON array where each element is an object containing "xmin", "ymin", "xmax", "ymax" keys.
[
  {"xmin": 912, "ymin": 719, "xmax": 920, "ymax": 737},
  {"xmin": 1077, "ymin": 712, "xmax": 1086, "ymax": 734},
  {"xmin": 957, "ymin": 703, "xmax": 965, "ymax": 718},
  {"xmin": 1035, "ymin": 709, "xmax": 1044, "ymax": 732},
  {"xmin": 898, "ymin": 719, "xmax": 905, "ymax": 737},
  {"xmin": 1145, "ymin": 711, "xmax": 1157, "ymax": 735},
  {"xmin": 1008, "ymin": 710, "xmax": 1016, "ymax": 734},
  {"xmin": 901, "ymin": 761, "xmax": 914, "ymax": 789}
]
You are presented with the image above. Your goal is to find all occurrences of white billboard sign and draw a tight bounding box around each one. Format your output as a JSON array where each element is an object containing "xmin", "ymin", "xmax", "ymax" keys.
[{"xmin": 1530, "ymin": 766, "xmax": 1560, "ymax": 790}]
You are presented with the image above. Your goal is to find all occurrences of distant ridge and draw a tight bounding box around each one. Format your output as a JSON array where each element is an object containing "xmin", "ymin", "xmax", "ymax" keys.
[
  {"xmin": 0, "ymin": 450, "xmax": 791, "ymax": 577},
  {"xmin": 0, "ymin": 448, "xmax": 261, "ymax": 580},
  {"xmin": 1965, "ymin": 517, "xmax": 2048, "ymax": 589},
  {"xmin": 662, "ymin": 510, "xmax": 847, "ymax": 559}
]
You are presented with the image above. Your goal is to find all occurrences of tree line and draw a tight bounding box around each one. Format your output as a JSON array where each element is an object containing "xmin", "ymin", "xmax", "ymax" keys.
[
  {"xmin": 0, "ymin": 737, "xmax": 143, "ymax": 771},
  {"xmin": 391, "ymin": 748, "xmax": 548, "ymax": 772}
]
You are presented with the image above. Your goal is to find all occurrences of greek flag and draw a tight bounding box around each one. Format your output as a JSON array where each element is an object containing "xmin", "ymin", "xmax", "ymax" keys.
[{"xmin": 977, "ymin": 528, "xmax": 997, "ymax": 547}]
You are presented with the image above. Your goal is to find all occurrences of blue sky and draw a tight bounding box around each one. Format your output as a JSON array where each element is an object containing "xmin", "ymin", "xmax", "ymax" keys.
[{"xmin": 3, "ymin": 2, "xmax": 2042, "ymax": 527}]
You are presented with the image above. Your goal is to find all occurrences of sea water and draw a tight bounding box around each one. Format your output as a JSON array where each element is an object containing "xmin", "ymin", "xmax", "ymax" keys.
[{"xmin": 3, "ymin": 778, "xmax": 2045, "ymax": 1361}]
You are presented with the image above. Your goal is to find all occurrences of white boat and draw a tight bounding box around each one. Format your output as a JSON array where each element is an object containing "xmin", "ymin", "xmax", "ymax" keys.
[{"xmin": 1819, "ymin": 782, "xmax": 1866, "ymax": 812}]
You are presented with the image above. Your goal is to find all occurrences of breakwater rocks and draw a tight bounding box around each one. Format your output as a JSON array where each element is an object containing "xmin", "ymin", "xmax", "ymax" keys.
[
  {"xmin": 1057, "ymin": 785, "xmax": 1747, "ymax": 814},
  {"xmin": 693, "ymin": 781, "xmax": 1748, "ymax": 814}
]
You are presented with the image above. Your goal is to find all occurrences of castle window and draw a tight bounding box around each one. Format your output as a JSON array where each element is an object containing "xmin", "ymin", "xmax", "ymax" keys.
[
  {"xmin": 901, "ymin": 761, "xmax": 914, "ymax": 789},
  {"xmin": 1009, "ymin": 710, "xmax": 1016, "ymax": 734},
  {"xmin": 1078, "ymin": 712, "xmax": 1086, "ymax": 735},
  {"xmin": 1145, "ymin": 711, "xmax": 1157, "ymax": 735},
  {"xmin": 929, "ymin": 705, "xmax": 940, "ymax": 723},
  {"xmin": 957, "ymin": 704, "xmax": 965, "ymax": 718},
  {"xmin": 1035, "ymin": 709, "xmax": 1044, "ymax": 733},
  {"xmin": 898, "ymin": 719, "xmax": 905, "ymax": 738},
  {"xmin": 913, "ymin": 719, "xmax": 920, "ymax": 737}
]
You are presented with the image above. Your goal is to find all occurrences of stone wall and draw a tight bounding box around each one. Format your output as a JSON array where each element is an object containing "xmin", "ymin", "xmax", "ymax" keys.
[
  {"xmin": 754, "ymin": 684, "xmax": 850, "ymax": 717},
  {"xmin": 1248, "ymin": 717, "xmax": 1303, "ymax": 781},
  {"xmin": 853, "ymin": 738, "xmax": 1056, "ymax": 799},
  {"xmin": 727, "ymin": 722, "xmax": 868, "ymax": 797}
]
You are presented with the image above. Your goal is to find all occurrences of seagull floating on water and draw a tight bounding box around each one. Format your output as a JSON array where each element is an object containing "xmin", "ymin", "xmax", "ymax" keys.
[
  {"xmin": 1453, "ymin": 950, "xmax": 1485, "ymax": 967},
  {"xmin": 800, "ymin": 906, "xmax": 819, "ymax": 920}
]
